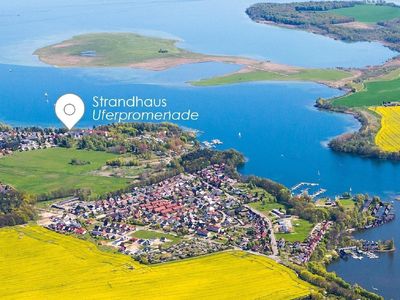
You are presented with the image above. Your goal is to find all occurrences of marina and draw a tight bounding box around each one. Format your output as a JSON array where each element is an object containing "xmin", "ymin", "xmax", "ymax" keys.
[
  {"xmin": 339, "ymin": 245, "xmax": 382, "ymax": 261},
  {"xmin": 202, "ymin": 139, "xmax": 223, "ymax": 149},
  {"xmin": 291, "ymin": 182, "xmax": 327, "ymax": 199}
]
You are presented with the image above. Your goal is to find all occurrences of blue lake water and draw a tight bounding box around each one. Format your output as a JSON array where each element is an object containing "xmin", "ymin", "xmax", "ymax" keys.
[
  {"xmin": 0, "ymin": 0, "xmax": 396, "ymax": 67},
  {"xmin": 1, "ymin": 0, "xmax": 400, "ymax": 298}
]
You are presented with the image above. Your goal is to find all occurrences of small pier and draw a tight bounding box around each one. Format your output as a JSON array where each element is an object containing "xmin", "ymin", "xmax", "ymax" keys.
[
  {"xmin": 202, "ymin": 139, "xmax": 223, "ymax": 149},
  {"xmin": 291, "ymin": 182, "xmax": 326, "ymax": 199},
  {"xmin": 339, "ymin": 247, "xmax": 380, "ymax": 260}
]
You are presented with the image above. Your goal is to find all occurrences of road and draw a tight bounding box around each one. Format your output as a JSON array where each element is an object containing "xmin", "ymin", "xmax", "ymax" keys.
[{"xmin": 245, "ymin": 204, "xmax": 279, "ymax": 257}]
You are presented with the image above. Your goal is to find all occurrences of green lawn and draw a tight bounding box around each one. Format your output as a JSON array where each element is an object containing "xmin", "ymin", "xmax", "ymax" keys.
[
  {"xmin": 248, "ymin": 201, "xmax": 286, "ymax": 216},
  {"xmin": 35, "ymin": 32, "xmax": 199, "ymax": 67},
  {"xmin": 337, "ymin": 199, "xmax": 356, "ymax": 211},
  {"xmin": 192, "ymin": 69, "xmax": 352, "ymax": 86},
  {"xmin": 333, "ymin": 77, "xmax": 400, "ymax": 107},
  {"xmin": 0, "ymin": 148, "xmax": 130, "ymax": 196},
  {"xmin": 275, "ymin": 219, "xmax": 313, "ymax": 243},
  {"xmin": 132, "ymin": 230, "xmax": 181, "ymax": 246},
  {"xmin": 332, "ymin": 4, "xmax": 400, "ymax": 23}
]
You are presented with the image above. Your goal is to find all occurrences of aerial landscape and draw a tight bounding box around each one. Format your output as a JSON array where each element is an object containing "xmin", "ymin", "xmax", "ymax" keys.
[{"xmin": 1, "ymin": 0, "xmax": 400, "ymax": 299}]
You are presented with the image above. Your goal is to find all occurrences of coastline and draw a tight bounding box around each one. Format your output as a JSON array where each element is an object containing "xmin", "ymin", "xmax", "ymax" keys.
[
  {"xmin": 314, "ymin": 102, "xmax": 384, "ymax": 159},
  {"xmin": 245, "ymin": 8, "xmax": 400, "ymax": 160},
  {"xmin": 33, "ymin": 32, "xmax": 359, "ymax": 89},
  {"xmin": 31, "ymin": 28, "xmax": 400, "ymax": 161}
]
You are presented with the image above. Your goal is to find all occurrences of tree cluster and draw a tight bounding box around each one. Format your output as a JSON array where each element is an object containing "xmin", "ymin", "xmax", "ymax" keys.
[
  {"xmin": 0, "ymin": 187, "xmax": 35, "ymax": 227},
  {"xmin": 246, "ymin": 1, "xmax": 400, "ymax": 51}
]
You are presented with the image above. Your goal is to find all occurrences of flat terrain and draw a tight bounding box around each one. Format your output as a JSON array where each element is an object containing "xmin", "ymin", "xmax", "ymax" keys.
[
  {"xmin": 132, "ymin": 229, "xmax": 181, "ymax": 246},
  {"xmin": 370, "ymin": 106, "xmax": 400, "ymax": 152},
  {"xmin": 275, "ymin": 219, "xmax": 314, "ymax": 243},
  {"xmin": 248, "ymin": 201, "xmax": 286, "ymax": 215},
  {"xmin": 35, "ymin": 32, "xmax": 357, "ymax": 86},
  {"xmin": 192, "ymin": 69, "xmax": 353, "ymax": 86},
  {"xmin": 0, "ymin": 226, "xmax": 313, "ymax": 300},
  {"xmin": 34, "ymin": 32, "xmax": 198, "ymax": 68},
  {"xmin": 0, "ymin": 148, "xmax": 129, "ymax": 196},
  {"xmin": 337, "ymin": 199, "xmax": 356, "ymax": 211},
  {"xmin": 34, "ymin": 32, "xmax": 270, "ymax": 71},
  {"xmin": 332, "ymin": 4, "xmax": 400, "ymax": 23},
  {"xmin": 333, "ymin": 77, "xmax": 400, "ymax": 107}
]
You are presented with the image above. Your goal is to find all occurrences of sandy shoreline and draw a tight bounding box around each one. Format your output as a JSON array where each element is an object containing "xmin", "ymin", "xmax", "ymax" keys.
[{"xmin": 35, "ymin": 46, "xmax": 302, "ymax": 73}]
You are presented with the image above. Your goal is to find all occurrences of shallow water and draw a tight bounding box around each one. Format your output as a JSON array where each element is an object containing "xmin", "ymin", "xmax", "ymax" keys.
[{"xmin": 0, "ymin": 0, "xmax": 396, "ymax": 67}]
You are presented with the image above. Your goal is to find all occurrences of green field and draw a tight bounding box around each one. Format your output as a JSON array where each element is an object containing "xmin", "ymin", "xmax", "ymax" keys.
[
  {"xmin": 337, "ymin": 199, "xmax": 356, "ymax": 211},
  {"xmin": 35, "ymin": 32, "xmax": 200, "ymax": 67},
  {"xmin": 333, "ymin": 77, "xmax": 400, "ymax": 107},
  {"xmin": 276, "ymin": 219, "xmax": 314, "ymax": 243},
  {"xmin": 0, "ymin": 148, "xmax": 130, "ymax": 196},
  {"xmin": 332, "ymin": 4, "xmax": 400, "ymax": 23},
  {"xmin": 248, "ymin": 201, "xmax": 286, "ymax": 215},
  {"xmin": 0, "ymin": 226, "xmax": 313, "ymax": 299},
  {"xmin": 132, "ymin": 230, "xmax": 181, "ymax": 246},
  {"xmin": 192, "ymin": 69, "xmax": 352, "ymax": 86}
]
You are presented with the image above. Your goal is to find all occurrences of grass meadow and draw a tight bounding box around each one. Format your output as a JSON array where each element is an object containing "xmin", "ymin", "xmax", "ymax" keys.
[
  {"xmin": 0, "ymin": 148, "xmax": 130, "ymax": 196},
  {"xmin": 192, "ymin": 69, "xmax": 352, "ymax": 86},
  {"xmin": 333, "ymin": 77, "xmax": 400, "ymax": 108},
  {"xmin": 35, "ymin": 32, "xmax": 194, "ymax": 66},
  {"xmin": 332, "ymin": 4, "xmax": 400, "ymax": 23},
  {"xmin": 275, "ymin": 219, "xmax": 314, "ymax": 243}
]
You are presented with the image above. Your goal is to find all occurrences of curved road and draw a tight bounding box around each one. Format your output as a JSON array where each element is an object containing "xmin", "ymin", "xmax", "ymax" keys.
[{"xmin": 245, "ymin": 204, "xmax": 278, "ymax": 257}]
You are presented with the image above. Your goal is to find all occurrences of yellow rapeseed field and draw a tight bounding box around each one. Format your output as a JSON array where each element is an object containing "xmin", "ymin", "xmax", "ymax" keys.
[
  {"xmin": 0, "ymin": 226, "xmax": 312, "ymax": 300},
  {"xmin": 370, "ymin": 106, "xmax": 400, "ymax": 152}
]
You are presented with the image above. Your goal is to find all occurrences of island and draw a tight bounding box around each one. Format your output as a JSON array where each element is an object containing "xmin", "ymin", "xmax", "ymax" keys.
[
  {"xmin": 33, "ymin": 3, "xmax": 400, "ymax": 160},
  {"xmin": 34, "ymin": 32, "xmax": 299, "ymax": 72},
  {"xmin": 34, "ymin": 32, "xmax": 356, "ymax": 88}
]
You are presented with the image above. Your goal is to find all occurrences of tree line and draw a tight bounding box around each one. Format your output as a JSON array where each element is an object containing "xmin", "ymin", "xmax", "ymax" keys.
[{"xmin": 246, "ymin": 1, "xmax": 400, "ymax": 51}]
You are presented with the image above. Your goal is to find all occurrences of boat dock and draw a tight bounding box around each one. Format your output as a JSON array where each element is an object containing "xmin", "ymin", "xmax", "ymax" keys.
[
  {"xmin": 291, "ymin": 182, "xmax": 326, "ymax": 199},
  {"xmin": 202, "ymin": 139, "xmax": 223, "ymax": 149},
  {"xmin": 338, "ymin": 246, "xmax": 379, "ymax": 260}
]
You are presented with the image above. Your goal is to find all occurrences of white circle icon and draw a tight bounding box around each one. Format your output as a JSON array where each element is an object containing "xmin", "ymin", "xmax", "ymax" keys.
[
  {"xmin": 55, "ymin": 94, "xmax": 85, "ymax": 130},
  {"xmin": 63, "ymin": 104, "xmax": 76, "ymax": 116}
]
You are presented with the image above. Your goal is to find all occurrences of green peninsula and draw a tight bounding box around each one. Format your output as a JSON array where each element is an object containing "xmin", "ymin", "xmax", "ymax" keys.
[
  {"xmin": 35, "ymin": 32, "xmax": 202, "ymax": 70},
  {"xmin": 35, "ymin": 32, "xmax": 355, "ymax": 87},
  {"xmin": 192, "ymin": 68, "xmax": 353, "ymax": 86},
  {"xmin": 35, "ymin": 32, "xmax": 279, "ymax": 71}
]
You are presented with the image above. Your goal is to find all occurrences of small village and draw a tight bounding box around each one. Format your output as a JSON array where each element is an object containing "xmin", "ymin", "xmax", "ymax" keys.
[
  {"xmin": 1, "ymin": 125, "xmax": 396, "ymax": 268},
  {"xmin": 0, "ymin": 128, "xmax": 107, "ymax": 155},
  {"xmin": 0, "ymin": 129, "xmax": 57, "ymax": 155},
  {"xmin": 1, "ymin": 124, "xmax": 396, "ymax": 276},
  {"xmin": 40, "ymin": 164, "xmax": 333, "ymax": 264},
  {"xmin": 0, "ymin": 124, "xmax": 193, "ymax": 159}
]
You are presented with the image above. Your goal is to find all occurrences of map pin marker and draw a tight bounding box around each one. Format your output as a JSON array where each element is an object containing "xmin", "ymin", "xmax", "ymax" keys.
[{"xmin": 55, "ymin": 94, "xmax": 85, "ymax": 130}]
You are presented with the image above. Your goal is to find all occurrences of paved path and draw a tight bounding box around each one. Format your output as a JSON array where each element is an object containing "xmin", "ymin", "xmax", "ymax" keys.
[{"xmin": 245, "ymin": 204, "xmax": 278, "ymax": 256}]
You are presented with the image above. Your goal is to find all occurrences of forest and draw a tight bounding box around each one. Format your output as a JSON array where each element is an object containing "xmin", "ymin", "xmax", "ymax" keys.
[{"xmin": 246, "ymin": 1, "xmax": 400, "ymax": 51}]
